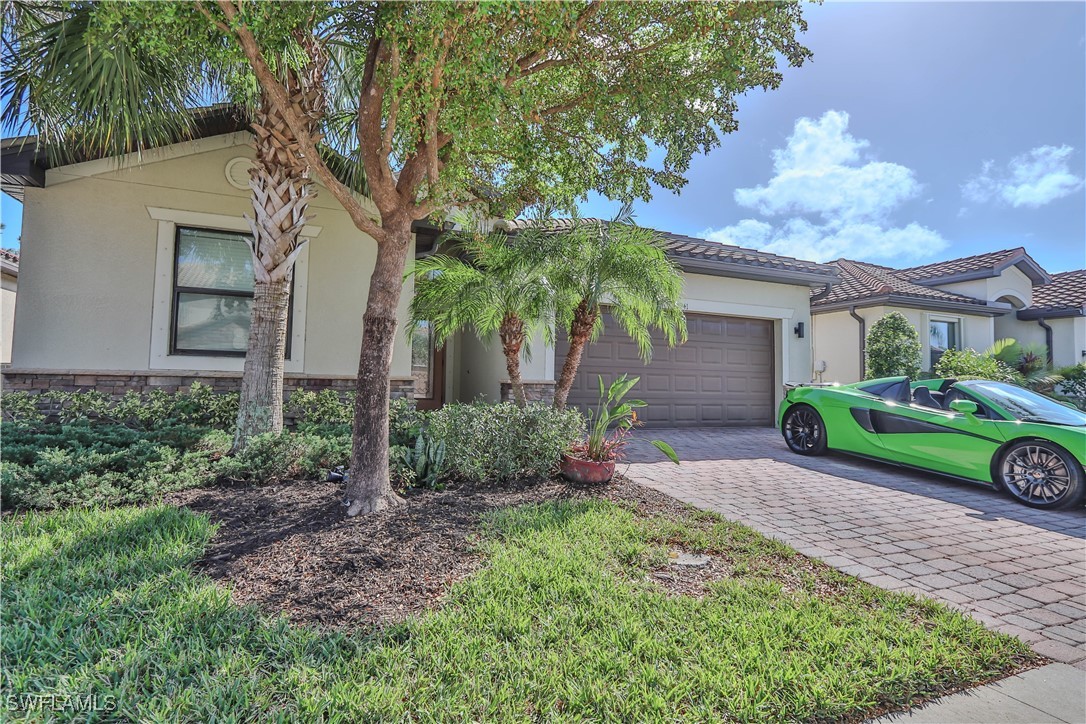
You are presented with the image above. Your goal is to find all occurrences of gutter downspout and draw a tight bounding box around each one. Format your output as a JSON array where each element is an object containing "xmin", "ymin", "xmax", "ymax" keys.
[
  {"xmin": 849, "ymin": 306, "xmax": 866, "ymax": 379},
  {"xmin": 1037, "ymin": 318, "xmax": 1054, "ymax": 366}
]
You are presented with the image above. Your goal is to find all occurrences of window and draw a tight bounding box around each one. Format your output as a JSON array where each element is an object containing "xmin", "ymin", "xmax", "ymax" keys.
[
  {"xmin": 928, "ymin": 319, "xmax": 959, "ymax": 369},
  {"xmin": 171, "ymin": 226, "xmax": 292, "ymax": 357}
]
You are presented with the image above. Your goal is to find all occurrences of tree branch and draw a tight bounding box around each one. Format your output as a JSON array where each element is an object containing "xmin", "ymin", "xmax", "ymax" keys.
[{"xmin": 214, "ymin": 0, "xmax": 386, "ymax": 241}]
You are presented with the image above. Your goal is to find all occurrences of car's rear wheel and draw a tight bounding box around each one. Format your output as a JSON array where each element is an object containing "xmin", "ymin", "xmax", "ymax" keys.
[
  {"xmin": 997, "ymin": 441, "xmax": 1085, "ymax": 510},
  {"xmin": 782, "ymin": 405, "xmax": 828, "ymax": 456}
]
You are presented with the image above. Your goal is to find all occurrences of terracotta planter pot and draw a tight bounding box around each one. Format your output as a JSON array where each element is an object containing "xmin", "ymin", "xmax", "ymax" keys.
[{"xmin": 560, "ymin": 454, "xmax": 616, "ymax": 484}]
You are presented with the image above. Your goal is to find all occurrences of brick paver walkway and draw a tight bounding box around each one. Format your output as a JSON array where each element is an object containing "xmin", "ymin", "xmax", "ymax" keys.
[{"xmin": 625, "ymin": 428, "xmax": 1086, "ymax": 669}]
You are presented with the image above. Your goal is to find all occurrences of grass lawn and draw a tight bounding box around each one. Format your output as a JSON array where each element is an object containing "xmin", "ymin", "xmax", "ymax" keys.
[{"xmin": 2, "ymin": 497, "xmax": 1033, "ymax": 722}]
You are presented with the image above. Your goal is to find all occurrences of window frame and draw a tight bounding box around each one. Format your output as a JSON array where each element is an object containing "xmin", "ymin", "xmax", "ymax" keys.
[
  {"xmin": 927, "ymin": 315, "xmax": 961, "ymax": 369},
  {"xmin": 169, "ymin": 225, "xmax": 293, "ymax": 358}
]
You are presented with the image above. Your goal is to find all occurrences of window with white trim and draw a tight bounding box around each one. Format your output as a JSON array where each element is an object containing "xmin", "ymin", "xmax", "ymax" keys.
[
  {"xmin": 171, "ymin": 226, "xmax": 292, "ymax": 357},
  {"xmin": 928, "ymin": 318, "xmax": 959, "ymax": 369}
]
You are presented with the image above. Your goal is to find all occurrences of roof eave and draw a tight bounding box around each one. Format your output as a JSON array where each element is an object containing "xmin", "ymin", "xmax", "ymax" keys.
[
  {"xmin": 812, "ymin": 294, "xmax": 1004, "ymax": 317},
  {"xmin": 0, "ymin": 259, "xmax": 18, "ymax": 276},
  {"xmin": 910, "ymin": 253, "xmax": 1052, "ymax": 287},
  {"xmin": 676, "ymin": 257, "xmax": 839, "ymax": 287},
  {"xmin": 1017, "ymin": 305, "xmax": 1086, "ymax": 320}
]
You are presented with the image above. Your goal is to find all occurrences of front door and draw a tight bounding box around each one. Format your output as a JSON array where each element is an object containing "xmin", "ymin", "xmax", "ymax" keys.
[{"xmin": 412, "ymin": 321, "xmax": 445, "ymax": 411}]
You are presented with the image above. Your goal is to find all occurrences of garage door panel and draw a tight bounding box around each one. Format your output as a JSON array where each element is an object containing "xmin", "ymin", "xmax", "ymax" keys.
[{"xmin": 556, "ymin": 312, "xmax": 774, "ymax": 427}]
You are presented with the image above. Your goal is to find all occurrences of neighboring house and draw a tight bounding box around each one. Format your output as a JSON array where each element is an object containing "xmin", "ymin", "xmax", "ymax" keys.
[
  {"xmin": 812, "ymin": 248, "xmax": 1084, "ymax": 383},
  {"xmin": 1, "ymin": 114, "xmax": 838, "ymax": 427},
  {"xmin": 0, "ymin": 248, "xmax": 17, "ymax": 364}
]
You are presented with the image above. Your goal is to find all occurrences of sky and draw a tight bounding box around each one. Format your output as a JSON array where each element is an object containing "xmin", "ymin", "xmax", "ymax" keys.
[
  {"xmin": 578, "ymin": 1, "xmax": 1086, "ymax": 273},
  {"xmin": 2, "ymin": 2, "xmax": 1084, "ymax": 272}
]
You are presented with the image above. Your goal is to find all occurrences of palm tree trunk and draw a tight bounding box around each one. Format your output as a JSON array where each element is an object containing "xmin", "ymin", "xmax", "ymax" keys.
[
  {"xmin": 499, "ymin": 314, "xmax": 527, "ymax": 407},
  {"xmin": 235, "ymin": 274, "xmax": 291, "ymax": 445},
  {"xmin": 344, "ymin": 217, "xmax": 413, "ymax": 516},
  {"xmin": 233, "ymin": 52, "xmax": 325, "ymax": 449},
  {"xmin": 553, "ymin": 301, "xmax": 598, "ymax": 410}
]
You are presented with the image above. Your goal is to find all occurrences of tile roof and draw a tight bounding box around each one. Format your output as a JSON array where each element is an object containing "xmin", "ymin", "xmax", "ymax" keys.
[
  {"xmin": 500, "ymin": 218, "xmax": 838, "ymax": 280},
  {"xmin": 895, "ymin": 247, "xmax": 1047, "ymax": 283},
  {"xmin": 1020, "ymin": 269, "xmax": 1086, "ymax": 317},
  {"xmin": 0, "ymin": 248, "xmax": 18, "ymax": 265},
  {"xmin": 813, "ymin": 259, "xmax": 987, "ymax": 308}
]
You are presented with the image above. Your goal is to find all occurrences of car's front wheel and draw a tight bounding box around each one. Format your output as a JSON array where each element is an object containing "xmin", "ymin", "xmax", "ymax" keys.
[
  {"xmin": 782, "ymin": 404, "xmax": 828, "ymax": 456},
  {"xmin": 997, "ymin": 440, "xmax": 1085, "ymax": 510}
]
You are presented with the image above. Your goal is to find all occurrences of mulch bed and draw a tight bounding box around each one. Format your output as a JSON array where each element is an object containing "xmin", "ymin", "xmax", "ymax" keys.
[{"xmin": 166, "ymin": 475, "xmax": 689, "ymax": 630}]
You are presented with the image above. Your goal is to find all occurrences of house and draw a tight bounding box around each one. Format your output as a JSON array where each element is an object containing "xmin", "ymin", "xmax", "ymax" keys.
[
  {"xmin": 1, "ymin": 248, "xmax": 17, "ymax": 364},
  {"xmin": 1, "ymin": 113, "xmax": 838, "ymax": 427},
  {"xmin": 812, "ymin": 248, "xmax": 1085, "ymax": 383}
]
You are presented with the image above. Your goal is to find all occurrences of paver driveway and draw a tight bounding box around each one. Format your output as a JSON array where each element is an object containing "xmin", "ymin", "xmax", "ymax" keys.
[{"xmin": 625, "ymin": 427, "xmax": 1086, "ymax": 669}]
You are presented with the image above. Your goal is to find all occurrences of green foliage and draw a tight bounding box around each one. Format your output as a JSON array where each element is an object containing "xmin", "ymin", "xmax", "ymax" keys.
[
  {"xmin": 575, "ymin": 374, "xmax": 679, "ymax": 464},
  {"xmin": 3, "ymin": 501, "xmax": 1030, "ymax": 721},
  {"xmin": 8, "ymin": 2, "xmax": 812, "ymax": 214},
  {"xmin": 865, "ymin": 312, "xmax": 922, "ymax": 379},
  {"xmin": 1055, "ymin": 363, "xmax": 1086, "ymax": 403},
  {"xmin": 289, "ymin": 388, "xmax": 354, "ymax": 435},
  {"xmin": 0, "ymin": 423, "xmax": 228, "ymax": 510},
  {"xmin": 933, "ymin": 348, "xmax": 1022, "ymax": 384},
  {"xmin": 215, "ymin": 432, "xmax": 350, "ymax": 484},
  {"xmin": 426, "ymin": 403, "xmax": 584, "ymax": 483},
  {"xmin": 987, "ymin": 338, "xmax": 1063, "ymax": 392},
  {"xmin": 546, "ymin": 208, "xmax": 688, "ymax": 361},
  {"xmin": 0, "ymin": 391, "xmax": 44, "ymax": 425},
  {"xmin": 1, "ymin": 383, "xmax": 240, "ymax": 431}
]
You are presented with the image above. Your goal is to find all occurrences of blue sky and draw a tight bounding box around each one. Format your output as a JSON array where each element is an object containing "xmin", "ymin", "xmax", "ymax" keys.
[
  {"xmin": 3, "ymin": 2, "xmax": 1084, "ymax": 272},
  {"xmin": 579, "ymin": 1, "xmax": 1086, "ymax": 272}
]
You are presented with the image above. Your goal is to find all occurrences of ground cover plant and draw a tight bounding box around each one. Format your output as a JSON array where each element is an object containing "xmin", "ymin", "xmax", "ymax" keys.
[
  {"xmin": 0, "ymin": 387, "xmax": 583, "ymax": 510},
  {"xmin": 2, "ymin": 478, "xmax": 1034, "ymax": 722}
]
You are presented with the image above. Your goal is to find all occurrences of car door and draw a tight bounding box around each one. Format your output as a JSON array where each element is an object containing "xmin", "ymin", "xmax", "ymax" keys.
[{"xmin": 867, "ymin": 395, "xmax": 1007, "ymax": 480}]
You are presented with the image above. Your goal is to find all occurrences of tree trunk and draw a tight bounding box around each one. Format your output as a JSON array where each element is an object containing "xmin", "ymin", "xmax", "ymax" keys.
[
  {"xmin": 232, "ymin": 53, "xmax": 325, "ymax": 449},
  {"xmin": 344, "ymin": 217, "xmax": 414, "ymax": 516},
  {"xmin": 235, "ymin": 274, "xmax": 292, "ymax": 446},
  {"xmin": 553, "ymin": 301, "xmax": 598, "ymax": 410},
  {"xmin": 499, "ymin": 314, "xmax": 527, "ymax": 407}
]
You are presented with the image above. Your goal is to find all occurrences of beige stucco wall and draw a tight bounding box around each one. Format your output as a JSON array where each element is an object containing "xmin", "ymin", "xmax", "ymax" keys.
[
  {"xmin": 813, "ymin": 305, "xmax": 996, "ymax": 383},
  {"xmin": 935, "ymin": 265, "xmax": 1034, "ymax": 309},
  {"xmin": 11, "ymin": 135, "xmax": 415, "ymax": 379},
  {"xmin": 1, "ymin": 272, "xmax": 15, "ymax": 364},
  {"xmin": 1050, "ymin": 317, "xmax": 1086, "ymax": 368}
]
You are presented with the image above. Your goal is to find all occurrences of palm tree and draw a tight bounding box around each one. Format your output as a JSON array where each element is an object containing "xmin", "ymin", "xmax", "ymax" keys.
[
  {"xmin": 543, "ymin": 206, "xmax": 687, "ymax": 410},
  {"xmin": 2, "ymin": 4, "xmax": 331, "ymax": 447},
  {"xmin": 408, "ymin": 222, "xmax": 552, "ymax": 407}
]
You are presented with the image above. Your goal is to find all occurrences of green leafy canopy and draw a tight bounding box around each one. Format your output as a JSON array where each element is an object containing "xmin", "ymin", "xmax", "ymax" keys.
[{"xmin": 4, "ymin": 1, "xmax": 812, "ymax": 217}]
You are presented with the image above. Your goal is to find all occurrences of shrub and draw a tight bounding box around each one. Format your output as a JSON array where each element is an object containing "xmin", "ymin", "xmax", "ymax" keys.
[
  {"xmin": 215, "ymin": 432, "xmax": 350, "ymax": 484},
  {"xmin": 865, "ymin": 312, "xmax": 922, "ymax": 379},
  {"xmin": 0, "ymin": 390, "xmax": 45, "ymax": 425},
  {"xmin": 933, "ymin": 347, "xmax": 1022, "ymax": 383},
  {"xmin": 425, "ymin": 402, "xmax": 584, "ymax": 483},
  {"xmin": 289, "ymin": 388, "xmax": 353, "ymax": 434},
  {"xmin": 0, "ymin": 422, "xmax": 223, "ymax": 510}
]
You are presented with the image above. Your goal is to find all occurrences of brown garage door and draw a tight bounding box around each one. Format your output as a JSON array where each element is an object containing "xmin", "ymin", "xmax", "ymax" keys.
[{"xmin": 555, "ymin": 313, "xmax": 774, "ymax": 427}]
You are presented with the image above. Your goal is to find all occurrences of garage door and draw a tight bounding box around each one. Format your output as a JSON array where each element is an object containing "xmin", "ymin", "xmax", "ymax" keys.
[{"xmin": 555, "ymin": 313, "xmax": 775, "ymax": 427}]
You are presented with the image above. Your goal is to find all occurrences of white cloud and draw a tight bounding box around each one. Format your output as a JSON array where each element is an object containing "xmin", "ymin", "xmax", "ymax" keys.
[
  {"xmin": 962, "ymin": 145, "xmax": 1084, "ymax": 208},
  {"xmin": 733, "ymin": 111, "xmax": 921, "ymax": 223},
  {"xmin": 698, "ymin": 219, "xmax": 772, "ymax": 246},
  {"xmin": 699, "ymin": 110, "xmax": 948, "ymax": 263},
  {"xmin": 702, "ymin": 217, "xmax": 945, "ymax": 264}
]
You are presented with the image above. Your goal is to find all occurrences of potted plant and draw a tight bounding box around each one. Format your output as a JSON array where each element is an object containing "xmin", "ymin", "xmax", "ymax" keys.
[{"xmin": 561, "ymin": 375, "xmax": 680, "ymax": 484}]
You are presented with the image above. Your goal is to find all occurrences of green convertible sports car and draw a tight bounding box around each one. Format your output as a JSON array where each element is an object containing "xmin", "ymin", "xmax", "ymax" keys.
[{"xmin": 778, "ymin": 376, "xmax": 1086, "ymax": 510}]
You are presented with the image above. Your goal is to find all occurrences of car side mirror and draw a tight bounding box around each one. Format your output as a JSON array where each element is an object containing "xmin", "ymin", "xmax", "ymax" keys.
[{"xmin": 949, "ymin": 399, "xmax": 978, "ymax": 415}]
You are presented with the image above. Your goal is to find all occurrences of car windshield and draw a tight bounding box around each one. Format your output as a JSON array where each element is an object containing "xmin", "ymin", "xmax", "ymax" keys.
[{"xmin": 961, "ymin": 381, "xmax": 1086, "ymax": 426}]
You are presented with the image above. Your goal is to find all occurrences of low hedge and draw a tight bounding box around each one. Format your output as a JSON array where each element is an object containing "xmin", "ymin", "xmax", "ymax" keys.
[
  {"xmin": 1, "ymin": 388, "xmax": 584, "ymax": 509},
  {"xmin": 425, "ymin": 402, "xmax": 584, "ymax": 483}
]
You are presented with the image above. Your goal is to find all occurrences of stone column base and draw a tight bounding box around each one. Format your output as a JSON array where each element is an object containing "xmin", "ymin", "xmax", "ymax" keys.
[{"xmin": 499, "ymin": 380, "xmax": 556, "ymax": 405}]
